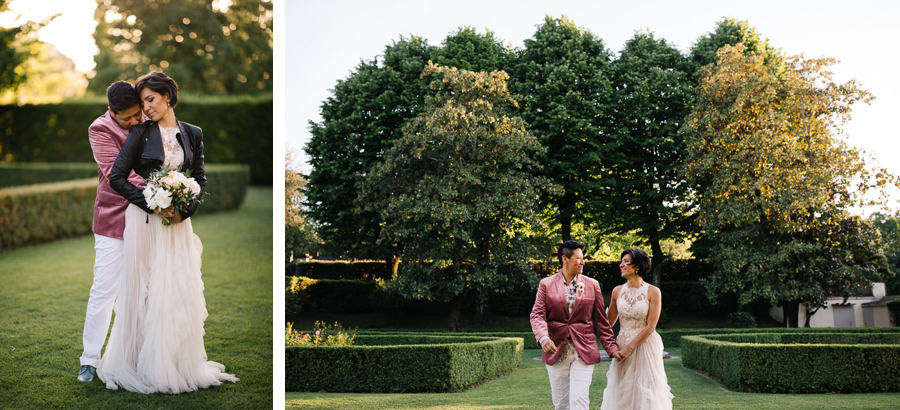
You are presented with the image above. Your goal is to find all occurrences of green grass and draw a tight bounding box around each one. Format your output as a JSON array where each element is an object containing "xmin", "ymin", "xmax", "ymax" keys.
[
  {"xmin": 286, "ymin": 347, "xmax": 899, "ymax": 410},
  {"xmin": 0, "ymin": 186, "xmax": 273, "ymax": 409}
]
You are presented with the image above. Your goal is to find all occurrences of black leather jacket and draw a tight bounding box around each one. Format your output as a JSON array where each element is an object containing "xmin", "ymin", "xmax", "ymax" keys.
[{"xmin": 109, "ymin": 119, "xmax": 206, "ymax": 220}]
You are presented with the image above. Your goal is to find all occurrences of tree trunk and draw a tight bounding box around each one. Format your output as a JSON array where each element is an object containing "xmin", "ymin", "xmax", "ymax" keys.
[
  {"xmin": 561, "ymin": 212, "xmax": 572, "ymax": 242},
  {"xmin": 649, "ymin": 236, "xmax": 663, "ymax": 287},
  {"xmin": 448, "ymin": 240, "xmax": 463, "ymax": 333},
  {"xmin": 448, "ymin": 297, "xmax": 461, "ymax": 332},
  {"xmin": 804, "ymin": 307, "xmax": 818, "ymax": 328},
  {"xmin": 475, "ymin": 286, "xmax": 484, "ymax": 325},
  {"xmin": 390, "ymin": 255, "xmax": 401, "ymax": 277},
  {"xmin": 782, "ymin": 301, "xmax": 800, "ymax": 328}
]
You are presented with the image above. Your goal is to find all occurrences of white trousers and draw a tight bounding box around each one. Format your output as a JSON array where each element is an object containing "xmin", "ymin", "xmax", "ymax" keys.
[
  {"xmin": 546, "ymin": 347, "xmax": 596, "ymax": 410},
  {"xmin": 80, "ymin": 234, "xmax": 124, "ymax": 367}
]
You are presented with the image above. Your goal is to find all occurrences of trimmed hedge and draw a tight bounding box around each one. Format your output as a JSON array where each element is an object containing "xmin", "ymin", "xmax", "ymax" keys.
[
  {"xmin": 285, "ymin": 260, "xmax": 720, "ymax": 318},
  {"xmin": 681, "ymin": 332, "xmax": 900, "ymax": 393},
  {"xmin": 354, "ymin": 330, "xmax": 542, "ymax": 349},
  {"xmin": 0, "ymin": 162, "xmax": 96, "ymax": 187},
  {"xmin": 0, "ymin": 96, "xmax": 272, "ymax": 184},
  {"xmin": 285, "ymin": 276, "xmax": 380, "ymax": 316},
  {"xmin": 0, "ymin": 164, "xmax": 250, "ymax": 251},
  {"xmin": 285, "ymin": 260, "xmax": 393, "ymax": 281},
  {"xmin": 286, "ymin": 259, "xmax": 715, "ymax": 283},
  {"xmin": 285, "ymin": 335, "xmax": 523, "ymax": 393},
  {"xmin": 658, "ymin": 326, "xmax": 900, "ymax": 348}
]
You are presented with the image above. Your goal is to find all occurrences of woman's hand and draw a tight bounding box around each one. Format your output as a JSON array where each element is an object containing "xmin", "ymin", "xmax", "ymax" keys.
[
  {"xmin": 157, "ymin": 206, "xmax": 183, "ymax": 225},
  {"xmin": 619, "ymin": 346, "xmax": 634, "ymax": 362}
]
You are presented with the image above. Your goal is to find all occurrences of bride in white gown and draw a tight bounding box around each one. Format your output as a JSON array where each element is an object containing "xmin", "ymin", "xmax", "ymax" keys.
[
  {"xmin": 99, "ymin": 71, "xmax": 238, "ymax": 394},
  {"xmin": 601, "ymin": 249, "xmax": 673, "ymax": 410}
]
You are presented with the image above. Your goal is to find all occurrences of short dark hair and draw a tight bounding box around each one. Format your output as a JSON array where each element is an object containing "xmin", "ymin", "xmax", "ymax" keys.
[
  {"xmin": 620, "ymin": 249, "xmax": 651, "ymax": 277},
  {"xmin": 135, "ymin": 71, "xmax": 179, "ymax": 108},
  {"xmin": 557, "ymin": 240, "xmax": 585, "ymax": 264},
  {"xmin": 106, "ymin": 81, "xmax": 140, "ymax": 114}
]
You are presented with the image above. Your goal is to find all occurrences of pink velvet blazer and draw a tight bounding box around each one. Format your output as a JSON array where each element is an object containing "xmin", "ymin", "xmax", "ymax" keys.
[
  {"xmin": 530, "ymin": 272, "xmax": 619, "ymax": 365},
  {"xmin": 88, "ymin": 111, "xmax": 144, "ymax": 239}
]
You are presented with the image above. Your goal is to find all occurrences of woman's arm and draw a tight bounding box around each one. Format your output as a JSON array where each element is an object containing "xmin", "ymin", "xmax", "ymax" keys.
[
  {"xmin": 180, "ymin": 126, "xmax": 205, "ymax": 220},
  {"xmin": 607, "ymin": 285, "xmax": 620, "ymax": 327},
  {"xmin": 109, "ymin": 124, "xmax": 152, "ymax": 214},
  {"xmin": 618, "ymin": 285, "xmax": 662, "ymax": 361}
]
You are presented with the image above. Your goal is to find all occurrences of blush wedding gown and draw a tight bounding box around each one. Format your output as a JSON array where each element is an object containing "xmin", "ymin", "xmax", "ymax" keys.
[
  {"xmin": 97, "ymin": 125, "xmax": 238, "ymax": 394},
  {"xmin": 601, "ymin": 281, "xmax": 673, "ymax": 410}
]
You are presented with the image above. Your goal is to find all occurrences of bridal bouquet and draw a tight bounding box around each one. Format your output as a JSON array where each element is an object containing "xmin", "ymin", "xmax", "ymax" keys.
[{"xmin": 142, "ymin": 168, "xmax": 202, "ymax": 226}]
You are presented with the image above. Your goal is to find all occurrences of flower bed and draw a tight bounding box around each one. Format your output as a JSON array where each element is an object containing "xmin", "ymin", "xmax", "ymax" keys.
[
  {"xmin": 285, "ymin": 334, "xmax": 523, "ymax": 393},
  {"xmin": 681, "ymin": 332, "xmax": 900, "ymax": 393}
]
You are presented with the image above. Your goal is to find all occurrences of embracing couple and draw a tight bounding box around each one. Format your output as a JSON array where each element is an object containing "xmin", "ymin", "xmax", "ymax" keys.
[
  {"xmin": 76, "ymin": 72, "xmax": 238, "ymax": 393},
  {"xmin": 531, "ymin": 241, "xmax": 674, "ymax": 409}
]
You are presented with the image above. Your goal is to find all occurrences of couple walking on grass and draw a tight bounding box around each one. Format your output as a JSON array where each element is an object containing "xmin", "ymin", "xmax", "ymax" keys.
[
  {"xmin": 532, "ymin": 240, "xmax": 673, "ymax": 409},
  {"xmin": 77, "ymin": 72, "xmax": 238, "ymax": 394}
]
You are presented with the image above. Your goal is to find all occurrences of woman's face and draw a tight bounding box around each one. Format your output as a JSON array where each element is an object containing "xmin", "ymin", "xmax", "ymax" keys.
[
  {"xmin": 140, "ymin": 87, "xmax": 169, "ymax": 122},
  {"xmin": 620, "ymin": 254, "xmax": 638, "ymax": 278}
]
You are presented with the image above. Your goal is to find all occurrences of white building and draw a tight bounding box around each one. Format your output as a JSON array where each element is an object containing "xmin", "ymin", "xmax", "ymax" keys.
[{"xmin": 769, "ymin": 282, "xmax": 898, "ymax": 328}]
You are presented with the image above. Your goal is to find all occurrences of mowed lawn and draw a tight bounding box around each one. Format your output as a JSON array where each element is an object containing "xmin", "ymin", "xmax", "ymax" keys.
[
  {"xmin": 287, "ymin": 348, "xmax": 899, "ymax": 410},
  {"xmin": 0, "ymin": 187, "xmax": 273, "ymax": 409}
]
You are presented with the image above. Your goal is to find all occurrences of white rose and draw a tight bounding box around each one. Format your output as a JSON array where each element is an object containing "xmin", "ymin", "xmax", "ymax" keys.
[
  {"xmin": 156, "ymin": 189, "xmax": 173, "ymax": 209},
  {"xmin": 173, "ymin": 172, "xmax": 189, "ymax": 186},
  {"xmin": 143, "ymin": 186, "xmax": 158, "ymax": 210},
  {"xmin": 187, "ymin": 178, "xmax": 201, "ymax": 196}
]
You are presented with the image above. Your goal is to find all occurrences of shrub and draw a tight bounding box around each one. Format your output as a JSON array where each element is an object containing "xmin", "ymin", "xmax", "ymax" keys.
[
  {"xmin": 0, "ymin": 162, "xmax": 96, "ymax": 187},
  {"xmin": 285, "ymin": 335, "xmax": 523, "ymax": 393},
  {"xmin": 285, "ymin": 321, "xmax": 356, "ymax": 347},
  {"xmin": 681, "ymin": 332, "xmax": 900, "ymax": 393},
  {"xmin": 0, "ymin": 96, "xmax": 273, "ymax": 184},
  {"xmin": 889, "ymin": 299, "xmax": 900, "ymax": 326},
  {"xmin": 0, "ymin": 165, "xmax": 249, "ymax": 251},
  {"xmin": 657, "ymin": 326, "xmax": 900, "ymax": 348},
  {"xmin": 285, "ymin": 259, "xmax": 718, "ymax": 317},
  {"xmin": 284, "ymin": 276, "xmax": 381, "ymax": 315},
  {"xmin": 726, "ymin": 311, "xmax": 757, "ymax": 328}
]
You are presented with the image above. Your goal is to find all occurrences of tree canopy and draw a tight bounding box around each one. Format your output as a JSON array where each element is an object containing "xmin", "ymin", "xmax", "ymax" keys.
[
  {"xmin": 362, "ymin": 62, "xmax": 554, "ymax": 331},
  {"xmin": 603, "ymin": 31, "xmax": 696, "ymax": 284},
  {"xmin": 88, "ymin": 0, "xmax": 272, "ymax": 94},
  {"xmin": 304, "ymin": 29, "xmax": 511, "ymax": 264},
  {"xmin": 682, "ymin": 44, "xmax": 894, "ymax": 326},
  {"xmin": 508, "ymin": 15, "xmax": 614, "ymax": 242}
]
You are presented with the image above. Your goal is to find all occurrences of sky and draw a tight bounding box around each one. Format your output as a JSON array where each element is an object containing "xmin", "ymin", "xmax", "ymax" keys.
[
  {"xmin": 0, "ymin": 0, "xmax": 98, "ymax": 72},
  {"xmin": 287, "ymin": 0, "xmax": 900, "ymax": 209}
]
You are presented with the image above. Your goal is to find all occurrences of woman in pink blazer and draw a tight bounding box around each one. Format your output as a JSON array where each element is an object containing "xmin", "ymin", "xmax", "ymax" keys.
[{"xmin": 531, "ymin": 240, "xmax": 621, "ymax": 410}]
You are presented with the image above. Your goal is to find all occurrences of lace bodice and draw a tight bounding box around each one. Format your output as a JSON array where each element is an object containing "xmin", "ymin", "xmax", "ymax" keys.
[
  {"xmin": 160, "ymin": 125, "xmax": 184, "ymax": 170},
  {"xmin": 616, "ymin": 282, "xmax": 650, "ymax": 347}
]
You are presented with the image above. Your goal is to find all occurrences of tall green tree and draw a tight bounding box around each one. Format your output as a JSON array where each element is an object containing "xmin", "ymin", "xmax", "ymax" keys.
[
  {"xmin": 683, "ymin": 44, "xmax": 894, "ymax": 327},
  {"xmin": 688, "ymin": 17, "xmax": 781, "ymax": 74},
  {"xmin": 286, "ymin": 150, "xmax": 320, "ymax": 263},
  {"xmin": 89, "ymin": 0, "xmax": 272, "ymax": 94},
  {"xmin": 304, "ymin": 29, "xmax": 512, "ymax": 266},
  {"xmin": 508, "ymin": 15, "xmax": 615, "ymax": 241},
  {"xmin": 0, "ymin": 1, "xmax": 54, "ymax": 94},
  {"xmin": 604, "ymin": 31, "xmax": 695, "ymax": 285},
  {"xmin": 305, "ymin": 36, "xmax": 436, "ymax": 266},
  {"xmin": 363, "ymin": 62, "xmax": 554, "ymax": 332},
  {"xmin": 871, "ymin": 212, "xmax": 900, "ymax": 295}
]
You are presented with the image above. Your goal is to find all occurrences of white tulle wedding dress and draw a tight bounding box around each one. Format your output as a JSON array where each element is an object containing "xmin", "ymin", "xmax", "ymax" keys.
[
  {"xmin": 97, "ymin": 125, "xmax": 238, "ymax": 394},
  {"xmin": 601, "ymin": 282, "xmax": 673, "ymax": 410}
]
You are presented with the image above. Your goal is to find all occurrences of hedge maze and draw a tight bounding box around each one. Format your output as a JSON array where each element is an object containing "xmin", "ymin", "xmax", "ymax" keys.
[
  {"xmin": 285, "ymin": 334, "xmax": 523, "ymax": 393},
  {"xmin": 682, "ymin": 332, "xmax": 900, "ymax": 393}
]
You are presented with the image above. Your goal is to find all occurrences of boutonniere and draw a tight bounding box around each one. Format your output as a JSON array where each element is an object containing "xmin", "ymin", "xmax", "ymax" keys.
[{"xmin": 575, "ymin": 282, "xmax": 585, "ymax": 297}]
